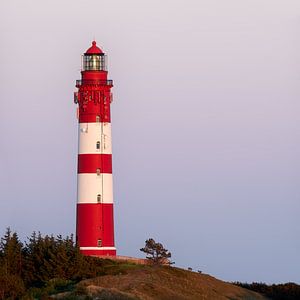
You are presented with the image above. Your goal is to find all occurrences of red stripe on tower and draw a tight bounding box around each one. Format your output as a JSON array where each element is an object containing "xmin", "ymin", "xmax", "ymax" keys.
[
  {"xmin": 74, "ymin": 41, "xmax": 116, "ymax": 256},
  {"xmin": 78, "ymin": 154, "xmax": 112, "ymax": 174}
]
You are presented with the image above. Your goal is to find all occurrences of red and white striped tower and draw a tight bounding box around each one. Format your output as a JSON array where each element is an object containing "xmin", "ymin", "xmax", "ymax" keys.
[{"xmin": 74, "ymin": 41, "xmax": 116, "ymax": 256}]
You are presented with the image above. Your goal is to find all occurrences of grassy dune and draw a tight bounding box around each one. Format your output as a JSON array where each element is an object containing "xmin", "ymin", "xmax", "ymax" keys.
[{"xmin": 53, "ymin": 264, "xmax": 268, "ymax": 300}]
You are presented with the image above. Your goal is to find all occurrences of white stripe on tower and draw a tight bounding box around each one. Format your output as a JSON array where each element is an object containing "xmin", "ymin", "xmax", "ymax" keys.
[
  {"xmin": 77, "ymin": 173, "xmax": 113, "ymax": 204},
  {"xmin": 78, "ymin": 122, "xmax": 112, "ymax": 155}
]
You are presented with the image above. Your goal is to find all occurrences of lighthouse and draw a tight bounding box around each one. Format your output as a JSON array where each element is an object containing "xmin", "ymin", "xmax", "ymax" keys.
[{"xmin": 74, "ymin": 41, "xmax": 116, "ymax": 256}]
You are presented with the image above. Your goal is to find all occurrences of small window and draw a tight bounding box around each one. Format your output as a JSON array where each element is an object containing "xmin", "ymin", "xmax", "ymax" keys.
[
  {"xmin": 97, "ymin": 239, "xmax": 102, "ymax": 247},
  {"xmin": 96, "ymin": 168, "xmax": 101, "ymax": 176},
  {"xmin": 96, "ymin": 141, "xmax": 100, "ymax": 150},
  {"xmin": 97, "ymin": 194, "xmax": 101, "ymax": 203},
  {"xmin": 96, "ymin": 115, "xmax": 100, "ymax": 122}
]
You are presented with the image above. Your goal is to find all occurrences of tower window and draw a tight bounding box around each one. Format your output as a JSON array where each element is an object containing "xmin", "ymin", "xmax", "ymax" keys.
[
  {"xmin": 97, "ymin": 239, "xmax": 102, "ymax": 247},
  {"xmin": 96, "ymin": 168, "xmax": 101, "ymax": 176},
  {"xmin": 96, "ymin": 141, "xmax": 100, "ymax": 150},
  {"xmin": 97, "ymin": 194, "xmax": 101, "ymax": 202}
]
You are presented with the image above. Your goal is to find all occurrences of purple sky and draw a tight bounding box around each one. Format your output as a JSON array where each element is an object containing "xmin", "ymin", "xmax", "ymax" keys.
[{"xmin": 1, "ymin": 0, "xmax": 300, "ymax": 283}]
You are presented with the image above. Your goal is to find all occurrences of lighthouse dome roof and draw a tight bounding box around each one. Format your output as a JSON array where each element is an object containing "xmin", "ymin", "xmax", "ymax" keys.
[{"xmin": 85, "ymin": 41, "xmax": 103, "ymax": 54}]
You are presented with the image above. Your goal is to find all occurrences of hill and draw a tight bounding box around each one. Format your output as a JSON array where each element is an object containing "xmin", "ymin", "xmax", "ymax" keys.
[
  {"xmin": 5, "ymin": 229, "xmax": 299, "ymax": 299},
  {"xmin": 53, "ymin": 264, "xmax": 268, "ymax": 300}
]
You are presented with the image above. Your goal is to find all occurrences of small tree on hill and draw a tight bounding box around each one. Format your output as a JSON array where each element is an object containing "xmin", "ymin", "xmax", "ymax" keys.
[{"xmin": 140, "ymin": 238, "xmax": 173, "ymax": 265}]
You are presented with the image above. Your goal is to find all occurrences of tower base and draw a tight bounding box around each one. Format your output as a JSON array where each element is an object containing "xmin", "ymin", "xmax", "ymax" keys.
[{"xmin": 80, "ymin": 247, "xmax": 116, "ymax": 256}]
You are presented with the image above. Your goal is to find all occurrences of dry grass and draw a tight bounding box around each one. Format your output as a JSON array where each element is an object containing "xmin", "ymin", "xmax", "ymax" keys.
[{"xmin": 57, "ymin": 265, "xmax": 270, "ymax": 300}]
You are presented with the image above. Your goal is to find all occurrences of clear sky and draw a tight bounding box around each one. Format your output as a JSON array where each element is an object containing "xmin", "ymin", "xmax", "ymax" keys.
[{"xmin": 0, "ymin": 0, "xmax": 299, "ymax": 284}]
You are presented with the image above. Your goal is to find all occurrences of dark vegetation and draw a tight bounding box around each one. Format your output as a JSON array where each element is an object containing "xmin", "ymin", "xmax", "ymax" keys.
[
  {"xmin": 0, "ymin": 228, "xmax": 141, "ymax": 299},
  {"xmin": 234, "ymin": 282, "xmax": 300, "ymax": 300}
]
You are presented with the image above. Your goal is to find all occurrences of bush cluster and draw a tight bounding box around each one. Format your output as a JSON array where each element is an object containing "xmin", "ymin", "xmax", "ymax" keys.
[
  {"xmin": 234, "ymin": 281, "xmax": 300, "ymax": 300},
  {"xmin": 0, "ymin": 228, "xmax": 120, "ymax": 299}
]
